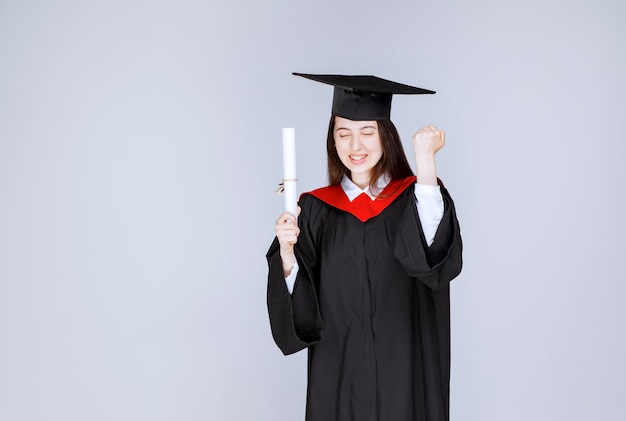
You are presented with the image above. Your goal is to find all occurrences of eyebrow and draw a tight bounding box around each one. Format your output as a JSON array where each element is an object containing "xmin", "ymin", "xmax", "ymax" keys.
[{"xmin": 335, "ymin": 125, "xmax": 377, "ymax": 131}]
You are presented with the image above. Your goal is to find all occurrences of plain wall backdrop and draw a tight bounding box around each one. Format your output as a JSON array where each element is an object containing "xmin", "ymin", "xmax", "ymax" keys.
[{"xmin": 1, "ymin": 0, "xmax": 625, "ymax": 420}]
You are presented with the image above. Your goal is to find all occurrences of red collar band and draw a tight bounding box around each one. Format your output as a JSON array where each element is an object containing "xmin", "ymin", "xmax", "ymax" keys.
[{"xmin": 305, "ymin": 176, "xmax": 416, "ymax": 222}]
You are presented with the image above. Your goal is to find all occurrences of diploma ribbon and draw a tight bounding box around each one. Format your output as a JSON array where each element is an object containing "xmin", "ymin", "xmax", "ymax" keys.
[{"xmin": 275, "ymin": 178, "xmax": 299, "ymax": 195}]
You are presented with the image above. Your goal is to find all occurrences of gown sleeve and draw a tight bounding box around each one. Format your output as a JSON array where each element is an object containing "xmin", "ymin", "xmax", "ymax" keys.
[
  {"xmin": 394, "ymin": 181, "xmax": 463, "ymax": 290},
  {"xmin": 266, "ymin": 196, "xmax": 324, "ymax": 355}
]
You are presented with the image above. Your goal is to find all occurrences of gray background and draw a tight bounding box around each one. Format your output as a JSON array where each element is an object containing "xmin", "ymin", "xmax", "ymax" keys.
[{"xmin": 1, "ymin": 0, "xmax": 625, "ymax": 420}]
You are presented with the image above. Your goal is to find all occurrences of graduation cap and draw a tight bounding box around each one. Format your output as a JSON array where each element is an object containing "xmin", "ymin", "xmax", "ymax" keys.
[{"xmin": 293, "ymin": 72, "xmax": 435, "ymax": 121}]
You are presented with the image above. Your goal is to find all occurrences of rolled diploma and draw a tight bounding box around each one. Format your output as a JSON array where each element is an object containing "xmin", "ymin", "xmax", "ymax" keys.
[{"xmin": 282, "ymin": 128, "xmax": 297, "ymax": 219}]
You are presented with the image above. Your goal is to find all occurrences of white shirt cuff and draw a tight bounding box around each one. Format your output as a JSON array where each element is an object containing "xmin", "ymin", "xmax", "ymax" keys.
[
  {"xmin": 414, "ymin": 183, "xmax": 444, "ymax": 246},
  {"xmin": 284, "ymin": 260, "xmax": 299, "ymax": 295}
]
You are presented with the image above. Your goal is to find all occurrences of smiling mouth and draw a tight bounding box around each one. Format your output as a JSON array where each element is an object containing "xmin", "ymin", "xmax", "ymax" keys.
[{"xmin": 349, "ymin": 154, "xmax": 367, "ymax": 163}]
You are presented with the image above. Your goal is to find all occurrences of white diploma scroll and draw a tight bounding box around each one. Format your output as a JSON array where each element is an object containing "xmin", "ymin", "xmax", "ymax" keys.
[{"xmin": 282, "ymin": 128, "xmax": 298, "ymax": 219}]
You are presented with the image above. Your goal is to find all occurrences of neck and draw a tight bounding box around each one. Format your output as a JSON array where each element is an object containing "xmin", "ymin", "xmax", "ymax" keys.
[{"xmin": 350, "ymin": 173, "xmax": 371, "ymax": 190}]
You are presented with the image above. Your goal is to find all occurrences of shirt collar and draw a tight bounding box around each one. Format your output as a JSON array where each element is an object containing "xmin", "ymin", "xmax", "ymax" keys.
[{"xmin": 341, "ymin": 173, "xmax": 391, "ymax": 202}]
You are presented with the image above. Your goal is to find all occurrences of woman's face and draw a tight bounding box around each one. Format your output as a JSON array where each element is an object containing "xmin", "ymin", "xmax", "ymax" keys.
[{"xmin": 333, "ymin": 116, "xmax": 383, "ymax": 188}]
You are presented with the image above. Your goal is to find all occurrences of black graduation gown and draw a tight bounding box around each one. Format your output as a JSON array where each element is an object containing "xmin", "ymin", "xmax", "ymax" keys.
[{"xmin": 266, "ymin": 177, "xmax": 463, "ymax": 421}]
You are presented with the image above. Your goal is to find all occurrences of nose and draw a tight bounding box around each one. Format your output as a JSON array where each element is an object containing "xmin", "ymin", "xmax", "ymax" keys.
[{"xmin": 350, "ymin": 134, "xmax": 362, "ymax": 150}]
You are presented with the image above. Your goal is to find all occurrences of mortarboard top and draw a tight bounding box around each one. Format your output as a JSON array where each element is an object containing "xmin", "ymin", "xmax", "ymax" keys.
[{"xmin": 293, "ymin": 72, "xmax": 435, "ymax": 121}]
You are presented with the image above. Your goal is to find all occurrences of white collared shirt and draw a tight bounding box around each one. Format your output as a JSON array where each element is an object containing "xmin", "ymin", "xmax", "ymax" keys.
[{"xmin": 284, "ymin": 176, "xmax": 444, "ymax": 294}]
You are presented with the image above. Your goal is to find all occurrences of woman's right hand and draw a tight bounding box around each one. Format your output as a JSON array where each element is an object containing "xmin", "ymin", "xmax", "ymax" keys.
[{"xmin": 275, "ymin": 209, "xmax": 300, "ymax": 276}]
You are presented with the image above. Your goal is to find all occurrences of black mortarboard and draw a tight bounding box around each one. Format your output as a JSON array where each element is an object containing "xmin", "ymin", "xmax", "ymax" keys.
[{"xmin": 293, "ymin": 72, "xmax": 435, "ymax": 121}]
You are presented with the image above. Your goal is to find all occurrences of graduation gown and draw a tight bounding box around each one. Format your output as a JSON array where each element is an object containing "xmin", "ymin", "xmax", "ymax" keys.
[{"xmin": 266, "ymin": 176, "xmax": 463, "ymax": 421}]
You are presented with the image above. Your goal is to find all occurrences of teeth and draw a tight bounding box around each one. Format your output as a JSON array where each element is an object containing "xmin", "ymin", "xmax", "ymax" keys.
[{"xmin": 350, "ymin": 155, "xmax": 366, "ymax": 160}]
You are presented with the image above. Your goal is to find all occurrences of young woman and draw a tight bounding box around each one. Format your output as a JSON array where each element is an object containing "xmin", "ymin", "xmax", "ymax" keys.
[{"xmin": 266, "ymin": 73, "xmax": 463, "ymax": 421}]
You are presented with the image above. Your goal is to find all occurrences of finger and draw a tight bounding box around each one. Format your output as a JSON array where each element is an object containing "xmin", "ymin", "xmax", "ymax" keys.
[
  {"xmin": 276, "ymin": 212, "xmax": 296, "ymax": 225},
  {"xmin": 278, "ymin": 234, "xmax": 298, "ymax": 245},
  {"xmin": 440, "ymin": 130, "xmax": 446, "ymax": 144},
  {"xmin": 283, "ymin": 232, "xmax": 299, "ymax": 242},
  {"xmin": 415, "ymin": 125, "xmax": 437, "ymax": 136},
  {"xmin": 284, "ymin": 211, "xmax": 298, "ymax": 224},
  {"xmin": 276, "ymin": 225, "xmax": 300, "ymax": 234},
  {"xmin": 275, "ymin": 228, "xmax": 300, "ymax": 241},
  {"xmin": 275, "ymin": 225, "xmax": 300, "ymax": 237},
  {"xmin": 277, "ymin": 231, "xmax": 299, "ymax": 246}
]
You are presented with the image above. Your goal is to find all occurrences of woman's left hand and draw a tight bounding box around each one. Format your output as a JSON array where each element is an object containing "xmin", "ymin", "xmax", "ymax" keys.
[
  {"xmin": 412, "ymin": 125, "xmax": 445, "ymax": 158},
  {"xmin": 411, "ymin": 125, "xmax": 445, "ymax": 186}
]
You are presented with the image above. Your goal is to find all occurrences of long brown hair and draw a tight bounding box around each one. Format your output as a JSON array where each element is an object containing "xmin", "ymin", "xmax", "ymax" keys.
[{"xmin": 326, "ymin": 114, "xmax": 414, "ymax": 193}]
